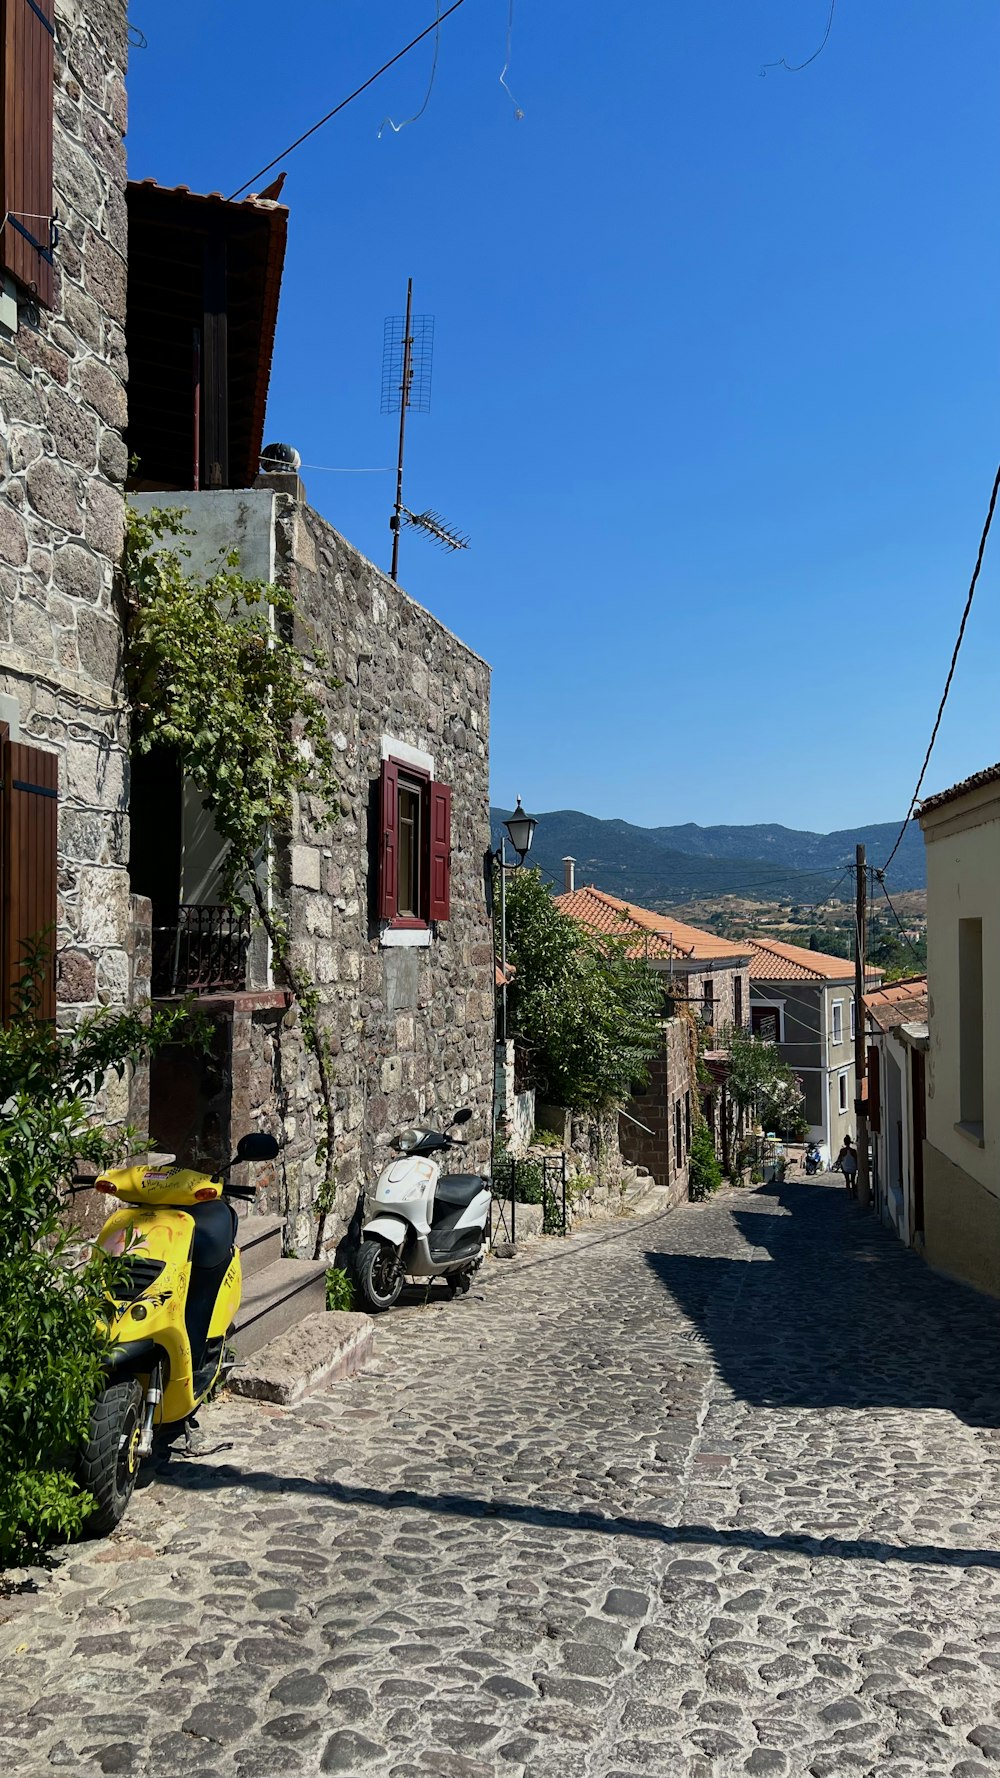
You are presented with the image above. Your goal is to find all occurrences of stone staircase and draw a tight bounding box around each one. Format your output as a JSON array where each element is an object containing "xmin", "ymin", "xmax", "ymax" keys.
[{"xmin": 234, "ymin": 1213, "xmax": 328, "ymax": 1359}]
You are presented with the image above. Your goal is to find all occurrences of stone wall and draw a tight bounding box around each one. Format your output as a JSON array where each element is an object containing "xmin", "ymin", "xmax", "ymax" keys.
[
  {"xmin": 273, "ymin": 492, "xmax": 494, "ymax": 1255},
  {"xmin": 0, "ymin": 0, "xmax": 130, "ymax": 1030},
  {"xmin": 619, "ymin": 1014, "xmax": 692, "ymax": 1205}
]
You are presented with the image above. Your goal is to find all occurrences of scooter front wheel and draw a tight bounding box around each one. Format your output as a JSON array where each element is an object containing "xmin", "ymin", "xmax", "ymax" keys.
[
  {"xmin": 78, "ymin": 1378, "xmax": 144, "ymax": 1535},
  {"xmin": 356, "ymin": 1238, "xmax": 404, "ymax": 1313}
]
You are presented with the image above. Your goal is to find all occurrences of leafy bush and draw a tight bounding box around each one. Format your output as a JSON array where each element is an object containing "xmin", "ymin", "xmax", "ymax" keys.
[
  {"xmin": 688, "ymin": 1123, "xmax": 723, "ymax": 1202},
  {"xmin": 325, "ymin": 1267, "xmax": 357, "ymax": 1313},
  {"xmin": 493, "ymin": 1147, "xmax": 544, "ymax": 1205},
  {"xmin": 530, "ymin": 1126, "xmax": 562, "ymax": 1148},
  {"xmin": 0, "ymin": 954, "xmax": 196, "ymax": 1565}
]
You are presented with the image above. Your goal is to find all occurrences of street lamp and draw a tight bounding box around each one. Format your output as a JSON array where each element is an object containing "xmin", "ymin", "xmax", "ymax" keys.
[{"xmin": 496, "ymin": 798, "xmax": 539, "ymax": 1042}]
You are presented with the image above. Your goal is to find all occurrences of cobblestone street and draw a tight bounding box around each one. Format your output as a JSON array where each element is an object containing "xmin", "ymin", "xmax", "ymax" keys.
[{"xmin": 5, "ymin": 1178, "xmax": 1000, "ymax": 1778}]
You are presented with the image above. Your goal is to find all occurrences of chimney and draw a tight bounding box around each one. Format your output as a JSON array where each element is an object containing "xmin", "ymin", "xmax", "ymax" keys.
[{"xmin": 563, "ymin": 856, "xmax": 576, "ymax": 894}]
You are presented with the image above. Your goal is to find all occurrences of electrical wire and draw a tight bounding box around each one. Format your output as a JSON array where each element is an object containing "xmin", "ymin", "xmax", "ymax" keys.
[
  {"xmin": 499, "ymin": 0, "xmax": 525, "ymax": 118},
  {"xmin": 379, "ymin": 0, "xmax": 442, "ymax": 136},
  {"xmin": 881, "ymin": 457, "xmax": 1000, "ymax": 876},
  {"xmin": 874, "ymin": 875, "xmax": 927, "ymax": 970},
  {"xmin": 228, "ymin": 0, "xmax": 471, "ymax": 200},
  {"xmin": 761, "ymin": 0, "xmax": 836, "ymax": 76}
]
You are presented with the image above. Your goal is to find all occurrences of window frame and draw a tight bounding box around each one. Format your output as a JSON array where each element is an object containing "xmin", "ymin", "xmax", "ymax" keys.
[
  {"xmin": 831, "ymin": 999, "xmax": 844, "ymax": 1046},
  {"xmin": 751, "ymin": 1000, "xmax": 784, "ymax": 1043},
  {"xmin": 838, "ymin": 1069, "xmax": 850, "ymax": 1114},
  {"xmin": 389, "ymin": 761, "xmax": 431, "ymax": 932},
  {"xmin": 377, "ymin": 743, "xmax": 452, "ymax": 940}
]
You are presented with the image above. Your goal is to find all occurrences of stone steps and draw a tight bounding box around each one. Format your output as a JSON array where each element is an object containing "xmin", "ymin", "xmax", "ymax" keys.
[
  {"xmin": 233, "ymin": 1211, "xmax": 329, "ymax": 1361},
  {"xmin": 237, "ymin": 1213, "xmax": 284, "ymax": 1280}
]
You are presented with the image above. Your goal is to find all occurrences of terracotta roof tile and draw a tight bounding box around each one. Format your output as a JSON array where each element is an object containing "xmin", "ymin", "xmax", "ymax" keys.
[
  {"xmin": 554, "ymin": 885, "xmax": 751, "ymax": 963},
  {"xmin": 749, "ymin": 936, "xmax": 861, "ymax": 982},
  {"xmin": 918, "ymin": 761, "xmax": 1000, "ymax": 816},
  {"xmin": 866, "ymin": 976, "xmax": 928, "ymax": 1031}
]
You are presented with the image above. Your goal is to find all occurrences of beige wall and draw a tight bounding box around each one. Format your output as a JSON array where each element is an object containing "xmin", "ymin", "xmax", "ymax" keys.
[
  {"xmin": 921, "ymin": 782, "xmax": 1000, "ymax": 1199},
  {"xmin": 923, "ymin": 1137, "xmax": 1000, "ymax": 1299}
]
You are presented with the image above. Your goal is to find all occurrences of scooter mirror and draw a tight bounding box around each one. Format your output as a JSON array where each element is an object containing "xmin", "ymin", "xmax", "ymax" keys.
[
  {"xmin": 451, "ymin": 1108, "xmax": 473, "ymax": 1126},
  {"xmin": 235, "ymin": 1131, "xmax": 280, "ymax": 1163}
]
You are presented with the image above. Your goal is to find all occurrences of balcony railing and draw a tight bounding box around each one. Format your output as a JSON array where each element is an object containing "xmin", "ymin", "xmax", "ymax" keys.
[{"xmin": 152, "ymin": 904, "xmax": 250, "ymax": 996}]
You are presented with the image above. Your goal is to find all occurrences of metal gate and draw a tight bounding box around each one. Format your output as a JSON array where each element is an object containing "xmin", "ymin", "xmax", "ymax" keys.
[{"xmin": 490, "ymin": 1151, "xmax": 569, "ymax": 1247}]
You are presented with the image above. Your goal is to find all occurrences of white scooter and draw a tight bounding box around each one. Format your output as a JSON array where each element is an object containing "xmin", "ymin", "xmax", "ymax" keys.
[{"xmin": 356, "ymin": 1108, "xmax": 490, "ymax": 1312}]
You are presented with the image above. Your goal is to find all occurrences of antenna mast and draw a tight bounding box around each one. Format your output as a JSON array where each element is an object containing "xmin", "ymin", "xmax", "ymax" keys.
[
  {"xmin": 381, "ymin": 279, "xmax": 467, "ymax": 580},
  {"xmin": 390, "ymin": 277, "xmax": 413, "ymax": 582}
]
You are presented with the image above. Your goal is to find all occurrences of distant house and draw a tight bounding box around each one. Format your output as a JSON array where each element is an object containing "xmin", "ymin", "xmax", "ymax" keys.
[
  {"xmin": 555, "ymin": 881, "xmax": 751, "ymax": 1194},
  {"xmin": 917, "ymin": 762, "xmax": 1000, "ymax": 1295},
  {"xmin": 749, "ymin": 938, "xmax": 882, "ymax": 1160},
  {"xmin": 866, "ymin": 977, "xmax": 928, "ymax": 1249}
]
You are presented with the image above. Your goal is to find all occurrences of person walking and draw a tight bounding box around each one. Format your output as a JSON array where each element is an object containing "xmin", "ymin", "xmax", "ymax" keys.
[{"xmin": 835, "ymin": 1134, "xmax": 859, "ymax": 1198}]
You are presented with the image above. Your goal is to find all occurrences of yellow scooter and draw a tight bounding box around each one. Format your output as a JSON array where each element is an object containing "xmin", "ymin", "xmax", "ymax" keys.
[{"xmin": 79, "ymin": 1131, "xmax": 279, "ymax": 1533}]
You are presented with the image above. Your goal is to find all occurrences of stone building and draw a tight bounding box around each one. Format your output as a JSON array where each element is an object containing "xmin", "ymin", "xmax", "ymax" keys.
[
  {"xmin": 129, "ymin": 481, "xmax": 494, "ymax": 1257},
  {"xmin": 0, "ymin": 0, "xmax": 133, "ymax": 1076},
  {"xmin": 554, "ymin": 879, "xmax": 753, "ymax": 1197}
]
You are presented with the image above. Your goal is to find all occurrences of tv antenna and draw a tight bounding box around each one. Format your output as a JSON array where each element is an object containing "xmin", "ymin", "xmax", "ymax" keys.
[{"xmin": 382, "ymin": 277, "xmax": 468, "ymax": 581}]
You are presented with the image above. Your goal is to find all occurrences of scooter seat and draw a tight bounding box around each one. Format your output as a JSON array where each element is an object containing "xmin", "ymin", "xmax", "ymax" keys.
[{"xmin": 436, "ymin": 1174, "xmax": 488, "ymax": 1208}]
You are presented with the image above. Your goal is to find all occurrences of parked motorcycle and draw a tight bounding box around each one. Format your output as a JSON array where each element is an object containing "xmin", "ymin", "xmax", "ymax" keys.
[
  {"xmin": 79, "ymin": 1130, "xmax": 279, "ymax": 1533},
  {"xmin": 356, "ymin": 1107, "xmax": 490, "ymax": 1312},
  {"xmin": 804, "ymin": 1143, "xmax": 823, "ymax": 1176}
]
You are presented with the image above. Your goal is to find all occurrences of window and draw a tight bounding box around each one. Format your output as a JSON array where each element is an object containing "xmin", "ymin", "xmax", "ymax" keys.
[
  {"xmin": 832, "ymin": 1000, "xmax": 844, "ymax": 1045},
  {"xmin": 751, "ymin": 1004, "xmax": 781, "ymax": 1043},
  {"xmin": 702, "ymin": 977, "xmax": 714, "ymax": 1022},
  {"xmin": 838, "ymin": 1070, "xmax": 849, "ymax": 1114},
  {"xmin": 377, "ymin": 754, "xmax": 451, "ymax": 930},
  {"xmin": 674, "ymin": 1100, "xmax": 682, "ymax": 1170},
  {"xmin": 958, "ymin": 917, "xmax": 984, "ymax": 1139},
  {"xmin": 684, "ymin": 1091, "xmax": 691, "ymax": 1156},
  {"xmin": 850, "ymin": 998, "xmax": 856, "ymax": 1041},
  {"xmin": 734, "ymin": 974, "xmax": 743, "ymax": 1029},
  {"xmin": 0, "ymin": 722, "xmax": 57, "ymax": 1022},
  {"xmin": 1, "ymin": 0, "xmax": 56, "ymax": 309}
]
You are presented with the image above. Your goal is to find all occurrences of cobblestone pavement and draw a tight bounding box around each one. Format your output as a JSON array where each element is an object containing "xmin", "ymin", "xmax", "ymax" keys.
[{"xmin": 5, "ymin": 1178, "xmax": 1000, "ymax": 1778}]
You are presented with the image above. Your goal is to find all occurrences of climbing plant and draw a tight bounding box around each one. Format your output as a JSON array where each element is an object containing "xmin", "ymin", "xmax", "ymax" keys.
[{"xmin": 121, "ymin": 506, "xmax": 342, "ymax": 1252}]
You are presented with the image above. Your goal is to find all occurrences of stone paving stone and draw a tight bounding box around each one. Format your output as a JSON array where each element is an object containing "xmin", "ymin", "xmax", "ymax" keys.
[{"xmin": 4, "ymin": 1179, "xmax": 1000, "ymax": 1775}]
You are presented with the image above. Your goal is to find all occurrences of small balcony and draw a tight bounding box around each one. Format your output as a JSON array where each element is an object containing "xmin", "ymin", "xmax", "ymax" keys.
[{"xmin": 151, "ymin": 904, "xmax": 250, "ymax": 997}]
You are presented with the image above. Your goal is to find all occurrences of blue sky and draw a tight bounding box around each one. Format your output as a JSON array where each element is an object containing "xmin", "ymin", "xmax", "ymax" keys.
[{"xmin": 127, "ymin": 1, "xmax": 1000, "ymax": 833}]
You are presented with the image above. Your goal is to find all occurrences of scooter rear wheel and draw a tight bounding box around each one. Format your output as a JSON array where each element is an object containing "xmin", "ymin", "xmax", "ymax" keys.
[
  {"xmin": 78, "ymin": 1378, "xmax": 144, "ymax": 1535},
  {"xmin": 356, "ymin": 1238, "xmax": 404, "ymax": 1313}
]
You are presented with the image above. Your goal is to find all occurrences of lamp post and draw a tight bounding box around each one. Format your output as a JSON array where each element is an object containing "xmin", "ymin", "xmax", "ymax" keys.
[{"xmin": 498, "ymin": 797, "xmax": 537, "ymax": 1043}]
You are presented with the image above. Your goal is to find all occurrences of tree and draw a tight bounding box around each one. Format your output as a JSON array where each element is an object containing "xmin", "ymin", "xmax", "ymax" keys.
[
  {"xmin": 688, "ymin": 1121, "xmax": 723, "ymax": 1201},
  {"xmin": 501, "ymin": 870, "xmax": 661, "ymax": 1115},
  {"xmin": 723, "ymin": 1022, "xmax": 807, "ymax": 1139}
]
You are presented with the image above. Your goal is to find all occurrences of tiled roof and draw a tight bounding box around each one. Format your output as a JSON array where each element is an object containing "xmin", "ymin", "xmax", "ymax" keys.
[
  {"xmin": 749, "ymin": 936, "xmax": 859, "ymax": 983},
  {"xmin": 918, "ymin": 762, "xmax": 1000, "ymax": 816},
  {"xmin": 866, "ymin": 976, "xmax": 928, "ymax": 1032},
  {"xmin": 554, "ymin": 886, "xmax": 751, "ymax": 963}
]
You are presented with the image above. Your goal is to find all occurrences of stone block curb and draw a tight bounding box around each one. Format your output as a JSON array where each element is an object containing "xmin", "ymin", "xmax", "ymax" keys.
[{"xmin": 227, "ymin": 1309, "xmax": 374, "ymax": 1405}]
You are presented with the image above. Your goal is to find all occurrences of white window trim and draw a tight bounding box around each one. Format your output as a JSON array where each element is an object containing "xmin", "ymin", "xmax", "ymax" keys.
[
  {"xmin": 751, "ymin": 998, "xmax": 785, "ymax": 1043},
  {"xmin": 832, "ymin": 999, "xmax": 844, "ymax": 1046},
  {"xmin": 380, "ymin": 734, "xmax": 434, "ymax": 777},
  {"xmin": 381, "ymin": 926, "xmax": 432, "ymax": 949},
  {"xmin": 850, "ymin": 998, "xmax": 856, "ymax": 1041},
  {"xmin": 838, "ymin": 1069, "xmax": 850, "ymax": 1113}
]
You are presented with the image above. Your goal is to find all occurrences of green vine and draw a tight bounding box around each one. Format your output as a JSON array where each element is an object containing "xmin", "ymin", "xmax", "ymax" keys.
[{"xmin": 121, "ymin": 506, "xmax": 344, "ymax": 1254}]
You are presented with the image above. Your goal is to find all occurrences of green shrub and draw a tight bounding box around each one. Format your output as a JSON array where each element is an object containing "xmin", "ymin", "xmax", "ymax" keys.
[
  {"xmin": 492, "ymin": 1146, "xmax": 544, "ymax": 1204},
  {"xmin": 530, "ymin": 1126, "xmax": 562, "ymax": 1148},
  {"xmin": 0, "ymin": 950, "xmax": 196, "ymax": 1565},
  {"xmin": 325, "ymin": 1267, "xmax": 357, "ymax": 1313},
  {"xmin": 688, "ymin": 1123, "xmax": 723, "ymax": 1203}
]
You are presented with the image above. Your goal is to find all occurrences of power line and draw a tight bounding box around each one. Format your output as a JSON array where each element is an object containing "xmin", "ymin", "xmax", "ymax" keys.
[
  {"xmin": 228, "ymin": 0, "xmax": 471, "ymax": 200},
  {"xmin": 874, "ymin": 874, "xmax": 926, "ymax": 970},
  {"xmin": 881, "ymin": 457, "xmax": 1000, "ymax": 875},
  {"xmin": 761, "ymin": 0, "xmax": 836, "ymax": 76}
]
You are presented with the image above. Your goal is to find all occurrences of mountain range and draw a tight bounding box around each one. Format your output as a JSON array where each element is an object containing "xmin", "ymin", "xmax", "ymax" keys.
[{"xmin": 489, "ymin": 808, "xmax": 925, "ymax": 907}]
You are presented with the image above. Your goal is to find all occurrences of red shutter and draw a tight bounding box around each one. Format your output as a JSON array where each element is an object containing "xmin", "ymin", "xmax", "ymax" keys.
[
  {"xmin": 867, "ymin": 1045, "xmax": 881, "ymax": 1133},
  {"xmin": 1, "ymin": 723, "xmax": 58, "ymax": 1022},
  {"xmin": 1, "ymin": 0, "xmax": 56, "ymax": 308},
  {"xmin": 377, "ymin": 757, "xmax": 399, "ymax": 922},
  {"xmin": 428, "ymin": 781, "xmax": 452, "ymax": 922}
]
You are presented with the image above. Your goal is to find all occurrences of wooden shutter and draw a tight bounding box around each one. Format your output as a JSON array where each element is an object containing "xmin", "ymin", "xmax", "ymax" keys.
[
  {"xmin": 428, "ymin": 781, "xmax": 452, "ymax": 922},
  {"xmin": 1, "ymin": 0, "xmax": 56, "ymax": 308},
  {"xmin": 0, "ymin": 723, "xmax": 58, "ymax": 1022},
  {"xmin": 867, "ymin": 1044, "xmax": 881, "ymax": 1133},
  {"xmin": 377, "ymin": 757, "xmax": 399, "ymax": 922}
]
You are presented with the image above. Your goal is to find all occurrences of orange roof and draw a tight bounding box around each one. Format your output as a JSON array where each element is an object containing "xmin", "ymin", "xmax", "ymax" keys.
[
  {"xmin": 749, "ymin": 935, "xmax": 872, "ymax": 983},
  {"xmin": 555, "ymin": 885, "xmax": 751, "ymax": 964},
  {"xmin": 867, "ymin": 976, "xmax": 928, "ymax": 1031}
]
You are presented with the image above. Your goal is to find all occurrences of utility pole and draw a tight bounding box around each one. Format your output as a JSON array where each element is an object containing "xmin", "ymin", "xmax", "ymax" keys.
[{"xmin": 854, "ymin": 843, "xmax": 871, "ymax": 1210}]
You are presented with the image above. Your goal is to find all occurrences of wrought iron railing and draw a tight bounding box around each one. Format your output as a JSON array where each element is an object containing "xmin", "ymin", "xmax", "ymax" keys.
[{"xmin": 152, "ymin": 904, "xmax": 250, "ymax": 996}]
